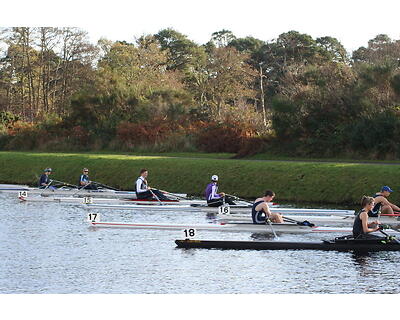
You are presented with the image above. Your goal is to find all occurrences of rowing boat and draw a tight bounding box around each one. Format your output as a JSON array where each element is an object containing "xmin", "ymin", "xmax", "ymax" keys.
[
  {"xmin": 83, "ymin": 202, "xmax": 254, "ymax": 211},
  {"xmin": 217, "ymin": 213, "xmax": 400, "ymax": 226},
  {"xmin": 18, "ymin": 196, "xmax": 207, "ymax": 205},
  {"xmin": 89, "ymin": 220, "xmax": 356, "ymax": 234},
  {"xmin": 1, "ymin": 186, "xmax": 187, "ymax": 199},
  {"xmin": 175, "ymin": 237, "xmax": 400, "ymax": 252}
]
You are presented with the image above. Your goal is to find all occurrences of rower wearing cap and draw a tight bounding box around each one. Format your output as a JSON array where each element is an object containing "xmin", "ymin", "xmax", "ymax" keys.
[
  {"xmin": 135, "ymin": 168, "xmax": 169, "ymax": 200},
  {"xmin": 252, "ymin": 190, "xmax": 283, "ymax": 224},
  {"xmin": 38, "ymin": 168, "xmax": 53, "ymax": 188},
  {"xmin": 370, "ymin": 186, "xmax": 400, "ymax": 216},
  {"xmin": 353, "ymin": 196, "xmax": 381, "ymax": 239},
  {"xmin": 204, "ymin": 175, "xmax": 236, "ymax": 207},
  {"xmin": 78, "ymin": 168, "xmax": 97, "ymax": 190}
]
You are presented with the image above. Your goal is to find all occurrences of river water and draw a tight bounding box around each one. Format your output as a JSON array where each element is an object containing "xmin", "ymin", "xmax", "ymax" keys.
[{"xmin": 0, "ymin": 193, "xmax": 399, "ymax": 294}]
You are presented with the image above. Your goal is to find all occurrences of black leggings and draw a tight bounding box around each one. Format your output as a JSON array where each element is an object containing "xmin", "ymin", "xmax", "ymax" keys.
[
  {"xmin": 207, "ymin": 196, "xmax": 236, "ymax": 207},
  {"xmin": 136, "ymin": 189, "xmax": 170, "ymax": 201}
]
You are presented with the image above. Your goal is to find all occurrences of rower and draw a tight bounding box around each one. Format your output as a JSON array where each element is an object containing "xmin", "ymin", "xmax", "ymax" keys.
[
  {"xmin": 352, "ymin": 196, "xmax": 381, "ymax": 239},
  {"xmin": 135, "ymin": 168, "xmax": 169, "ymax": 200},
  {"xmin": 38, "ymin": 168, "xmax": 54, "ymax": 189},
  {"xmin": 204, "ymin": 175, "xmax": 236, "ymax": 207},
  {"xmin": 78, "ymin": 168, "xmax": 97, "ymax": 190},
  {"xmin": 370, "ymin": 186, "xmax": 400, "ymax": 216},
  {"xmin": 252, "ymin": 190, "xmax": 283, "ymax": 224}
]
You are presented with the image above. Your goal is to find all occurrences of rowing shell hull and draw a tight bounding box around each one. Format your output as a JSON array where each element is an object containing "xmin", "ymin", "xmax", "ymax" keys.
[
  {"xmin": 175, "ymin": 239, "xmax": 400, "ymax": 252},
  {"xmin": 18, "ymin": 196, "xmax": 206, "ymax": 205},
  {"xmin": 218, "ymin": 214, "xmax": 400, "ymax": 226},
  {"xmin": 83, "ymin": 203, "xmax": 252, "ymax": 211},
  {"xmin": 89, "ymin": 221, "xmax": 354, "ymax": 234},
  {"xmin": 1, "ymin": 187, "xmax": 187, "ymax": 199}
]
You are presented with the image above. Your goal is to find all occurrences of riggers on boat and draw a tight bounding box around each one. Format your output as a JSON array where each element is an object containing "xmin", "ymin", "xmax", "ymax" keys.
[{"xmin": 175, "ymin": 235, "xmax": 400, "ymax": 252}]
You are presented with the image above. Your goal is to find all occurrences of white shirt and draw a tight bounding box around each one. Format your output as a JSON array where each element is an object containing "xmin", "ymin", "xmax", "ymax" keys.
[{"xmin": 136, "ymin": 176, "xmax": 148, "ymax": 193}]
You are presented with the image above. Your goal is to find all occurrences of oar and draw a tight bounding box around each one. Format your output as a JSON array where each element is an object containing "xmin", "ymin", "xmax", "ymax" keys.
[
  {"xmin": 266, "ymin": 218, "xmax": 278, "ymax": 238},
  {"xmin": 149, "ymin": 189, "xmax": 163, "ymax": 205},
  {"xmin": 225, "ymin": 193, "xmax": 252, "ymax": 205},
  {"xmin": 42, "ymin": 179, "xmax": 54, "ymax": 190},
  {"xmin": 155, "ymin": 188, "xmax": 188, "ymax": 200},
  {"xmin": 73, "ymin": 181, "xmax": 93, "ymax": 196},
  {"xmin": 282, "ymin": 216, "xmax": 315, "ymax": 227},
  {"xmin": 50, "ymin": 179, "xmax": 78, "ymax": 189},
  {"xmin": 91, "ymin": 181, "xmax": 120, "ymax": 191},
  {"xmin": 378, "ymin": 225, "xmax": 400, "ymax": 243}
]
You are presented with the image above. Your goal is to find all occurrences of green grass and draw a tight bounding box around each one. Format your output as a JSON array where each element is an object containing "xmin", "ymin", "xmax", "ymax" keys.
[
  {"xmin": 1, "ymin": 151, "xmax": 399, "ymax": 205},
  {"xmin": 245, "ymin": 152, "xmax": 400, "ymax": 164}
]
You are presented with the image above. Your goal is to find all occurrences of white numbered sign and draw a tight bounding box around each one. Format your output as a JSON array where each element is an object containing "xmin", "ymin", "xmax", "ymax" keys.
[
  {"xmin": 183, "ymin": 228, "xmax": 197, "ymax": 239},
  {"xmin": 18, "ymin": 191, "xmax": 28, "ymax": 198},
  {"xmin": 83, "ymin": 197, "xmax": 93, "ymax": 204},
  {"xmin": 87, "ymin": 212, "xmax": 100, "ymax": 222},
  {"xmin": 218, "ymin": 205, "xmax": 230, "ymax": 215}
]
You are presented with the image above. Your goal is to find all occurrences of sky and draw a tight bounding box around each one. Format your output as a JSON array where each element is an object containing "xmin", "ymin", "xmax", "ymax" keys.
[{"xmin": 2, "ymin": 0, "xmax": 400, "ymax": 53}]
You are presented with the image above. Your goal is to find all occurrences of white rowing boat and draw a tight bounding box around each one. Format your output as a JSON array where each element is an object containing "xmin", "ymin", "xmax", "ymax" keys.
[
  {"xmin": 17, "ymin": 195, "xmax": 253, "ymax": 208},
  {"xmin": 80, "ymin": 203, "xmax": 355, "ymax": 217},
  {"xmin": 88, "ymin": 220, "xmax": 356, "ymax": 234},
  {"xmin": 270, "ymin": 208, "xmax": 355, "ymax": 216},
  {"xmin": 1, "ymin": 186, "xmax": 187, "ymax": 199},
  {"xmin": 217, "ymin": 213, "xmax": 400, "ymax": 226},
  {"xmin": 18, "ymin": 195, "xmax": 207, "ymax": 205}
]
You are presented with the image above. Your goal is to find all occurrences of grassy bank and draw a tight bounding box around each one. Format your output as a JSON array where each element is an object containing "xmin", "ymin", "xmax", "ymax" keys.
[{"xmin": 0, "ymin": 151, "xmax": 399, "ymax": 205}]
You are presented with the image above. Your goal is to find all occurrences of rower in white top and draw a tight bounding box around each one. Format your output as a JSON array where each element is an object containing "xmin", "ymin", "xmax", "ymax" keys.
[
  {"xmin": 204, "ymin": 175, "xmax": 236, "ymax": 207},
  {"xmin": 135, "ymin": 168, "xmax": 169, "ymax": 201}
]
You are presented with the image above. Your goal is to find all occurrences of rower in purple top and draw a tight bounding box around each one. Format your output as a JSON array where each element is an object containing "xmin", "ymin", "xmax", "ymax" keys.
[{"xmin": 204, "ymin": 175, "xmax": 236, "ymax": 207}]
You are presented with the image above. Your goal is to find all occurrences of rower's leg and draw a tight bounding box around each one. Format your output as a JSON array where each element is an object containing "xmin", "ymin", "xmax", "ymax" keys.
[
  {"xmin": 381, "ymin": 205, "xmax": 394, "ymax": 214},
  {"xmin": 207, "ymin": 199, "xmax": 224, "ymax": 207},
  {"xmin": 224, "ymin": 196, "xmax": 236, "ymax": 205},
  {"xmin": 270, "ymin": 212, "xmax": 283, "ymax": 223}
]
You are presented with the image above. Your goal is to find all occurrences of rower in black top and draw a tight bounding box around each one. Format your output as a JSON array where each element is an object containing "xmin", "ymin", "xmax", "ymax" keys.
[
  {"xmin": 38, "ymin": 168, "xmax": 53, "ymax": 189},
  {"xmin": 370, "ymin": 186, "xmax": 400, "ymax": 217},
  {"xmin": 353, "ymin": 196, "xmax": 381, "ymax": 239},
  {"xmin": 251, "ymin": 190, "xmax": 283, "ymax": 224}
]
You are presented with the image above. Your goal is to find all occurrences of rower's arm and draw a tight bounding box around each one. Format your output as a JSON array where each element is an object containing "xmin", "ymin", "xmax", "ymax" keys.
[
  {"xmin": 361, "ymin": 212, "xmax": 379, "ymax": 233},
  {"xmin": 261, "ymin": 203, "xmax": 272, "ymax": 218},
  {"xmin": 380, "ymin": 197, "xmax": 400, "ymax": 211}
]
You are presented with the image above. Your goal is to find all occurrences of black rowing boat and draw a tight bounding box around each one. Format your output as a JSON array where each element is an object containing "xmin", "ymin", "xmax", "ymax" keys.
[{"xmin": 175, "ymin": 236, "xmax": 400, "ymax": 252}]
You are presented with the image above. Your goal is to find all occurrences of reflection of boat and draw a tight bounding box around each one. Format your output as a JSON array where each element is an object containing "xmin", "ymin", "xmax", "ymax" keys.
[
  {"xmin": 89, "ymin": 220, "xmax": 356, "ymax": 234},
  {"xmin": 175, "ymin": 237, "xmax": 400, "ymax": 252}
]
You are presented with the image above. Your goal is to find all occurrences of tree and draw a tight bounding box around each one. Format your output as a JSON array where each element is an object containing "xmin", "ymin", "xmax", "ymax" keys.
[
  {"xmin": 211, "ymin": 29, "xmax": 236, "ymax": 48},
  {"xmin": 154, "ymin": 28, "xmax": 206, "ymax": 71},
  {"xmin": 188, "ymin": 46, "xmax": 257, "ymax": 118}
]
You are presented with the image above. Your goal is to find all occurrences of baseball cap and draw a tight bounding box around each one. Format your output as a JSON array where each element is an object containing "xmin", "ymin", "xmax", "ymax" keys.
[
  {"xmin": 381, "ymin": 186, "xmax": 393, "ymax": 192},
  {"xmin": 211, "ymin": 175, "xmax": 218, "ymax": 181},
  {"xmin": 44, "ymin": 168, "xmax": 52, "ymax": 172}
]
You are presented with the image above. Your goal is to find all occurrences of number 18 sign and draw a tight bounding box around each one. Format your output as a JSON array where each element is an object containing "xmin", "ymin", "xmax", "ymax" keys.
[{"xmin": 183, "ymin": 228, "xmax": 197, "ymax": 239}]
